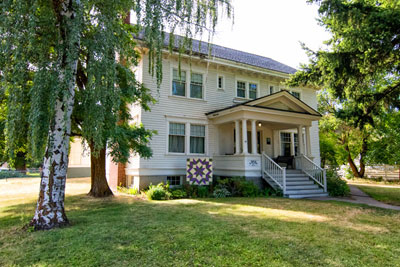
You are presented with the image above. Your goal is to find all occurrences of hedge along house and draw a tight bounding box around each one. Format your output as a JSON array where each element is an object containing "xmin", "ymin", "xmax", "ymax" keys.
[{"xmin": 108, "ymin": 37, "xmax": 328, "ymax": 198}]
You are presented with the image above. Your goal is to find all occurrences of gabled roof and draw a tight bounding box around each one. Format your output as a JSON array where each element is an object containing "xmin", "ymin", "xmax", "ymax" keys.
[
  {"xmin": 206, "ymin": 90, "xmax": 321, "ymax": 117},
  {"xmin": 137, "ymin": 32, "xmax": 297, "ymax": 75}
]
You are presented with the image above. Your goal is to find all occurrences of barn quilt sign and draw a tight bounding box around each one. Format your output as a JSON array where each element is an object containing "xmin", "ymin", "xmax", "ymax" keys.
[{"xmin": 186, "ymin": 158, "xmax": 213, "ymax": 185}]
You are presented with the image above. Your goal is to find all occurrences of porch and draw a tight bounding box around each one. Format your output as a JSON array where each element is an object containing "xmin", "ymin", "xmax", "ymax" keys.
[{"xmin": 206, "ymin": 91, "xmax": 328, "ymax": 198}]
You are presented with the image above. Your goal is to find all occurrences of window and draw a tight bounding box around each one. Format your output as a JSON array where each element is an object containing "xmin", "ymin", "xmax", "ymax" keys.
[
  {"xmin": 190, "ymin": 125, "xmax": 205, "ymax": 154},
  {"xmin": 291, "ymin": 91, "xmax": 301, "ymax": 99},
  {"xmin": 249, "ymin": 83, "xmax": 257, "ymax": 99},
  {"xmin": 190, "ymin": 73, "xmax": 203, "ymax": 99},
  {"xmin": 218, "ymin": 76, "xmax": 224, "ymax": 90},
  {"xmin": 172, "ymin": 69, "xmax": 186, "ymax": 96},
  {"xmin": 167, "ymin": 176, "xmax": 181, "ymax": 186},
  {"xmin": 169, "ymin": 123, "xmax": 185, "ymax": 153},
  {"xmin": 269, "ymin": 86, "xmax": 274, "ymax": 95},
  {"xmin": 237, "ymin": 81, "xmax": 246, "ymax": 98},
  {"xmin": 280, "ymin": 132, "xmax": 291, "ymax": 156},
  {"xmin": 294, "ymin": 133, "xmax": 299, "ymax": 156}
]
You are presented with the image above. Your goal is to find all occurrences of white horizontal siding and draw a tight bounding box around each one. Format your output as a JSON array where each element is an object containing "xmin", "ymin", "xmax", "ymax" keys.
[{"xmin": 127, "ymin": 54, "xmax": 321, "ymax": 174}]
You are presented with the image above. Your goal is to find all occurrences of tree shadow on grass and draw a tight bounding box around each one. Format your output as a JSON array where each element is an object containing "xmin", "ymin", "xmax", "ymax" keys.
[{"xmin": 1, "ymin": 195, "xmax": 400, "ymax": 266}]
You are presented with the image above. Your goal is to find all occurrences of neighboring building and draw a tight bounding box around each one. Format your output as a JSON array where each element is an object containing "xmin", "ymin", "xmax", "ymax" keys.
[
  {"xmin": 109, "ymin": 38, "xmax": 327, "ymax": 198},
  {"xmin": 68, "ymin": 138, "xmax": 91, "ymax": 178}
]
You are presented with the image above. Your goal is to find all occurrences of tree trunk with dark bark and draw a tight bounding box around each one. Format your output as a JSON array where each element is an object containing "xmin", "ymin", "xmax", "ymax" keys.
[{"xmin": 88, "ymin": 143, "xmax": 113, "ymax": 197}]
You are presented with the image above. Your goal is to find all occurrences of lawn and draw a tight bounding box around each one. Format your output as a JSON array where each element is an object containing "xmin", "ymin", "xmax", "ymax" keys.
[
  {"xmin": 1, "ymin": 178, "xmax": 400, "ymax": 266},
  {"xmin": 357, "ymin": 184, "xmax": 400, "ymax": 206}
]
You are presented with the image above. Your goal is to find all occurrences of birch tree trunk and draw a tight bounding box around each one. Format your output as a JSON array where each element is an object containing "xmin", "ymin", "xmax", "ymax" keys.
[{"xmin": 29, "ymin": 0, "xmax": 81, "ymax": 230}]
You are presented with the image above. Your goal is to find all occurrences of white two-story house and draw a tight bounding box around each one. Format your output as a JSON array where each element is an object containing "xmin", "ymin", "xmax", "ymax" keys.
[{"xmin": 109, "ymin": 38, "xmax": 327, "ymax": 198}]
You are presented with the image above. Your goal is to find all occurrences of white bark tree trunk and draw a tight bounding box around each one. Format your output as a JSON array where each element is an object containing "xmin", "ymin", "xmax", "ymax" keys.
[{"xmin": 29, "ymin": 0, "xmax": 81, "ymax": 230}]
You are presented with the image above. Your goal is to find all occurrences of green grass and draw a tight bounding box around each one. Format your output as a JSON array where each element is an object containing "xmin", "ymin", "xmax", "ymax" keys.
[
  {"xmin": 357, "ymin": 185, "xmax": 400, "ymax": 206},
  {"xmin": 1, "ymin": 178, "xmax": 400, "ymax": 266}
]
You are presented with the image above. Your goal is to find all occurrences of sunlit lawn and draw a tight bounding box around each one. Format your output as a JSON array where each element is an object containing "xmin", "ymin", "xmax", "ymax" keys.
[
  {"xmin": 1, "ymin": 178, "xmax": 400, "ymax": 266},
  {"xmin": 357, "ymin": 184, "xmax": 400, "ymax": 206}
]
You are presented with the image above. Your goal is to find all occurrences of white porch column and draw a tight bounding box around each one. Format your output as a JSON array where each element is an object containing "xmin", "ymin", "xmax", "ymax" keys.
[
  {"xmin": 290, "ymin": 133, "xmax": 295, "ymax": 156},
  {"xmin": 251, "ymin": 120, "xmax": 257, "ymax": 154},
  {"xmin": 235, "ymin": 120, "xmax": 240, "ymax": 154},
  {"xmin": 242, "ymin": 119, "xmax": 248, "ymax": 154},
  {"xmin": 297, "ymin": 125, "xmax": 304, "ymax": 155},
  {"xmin": 305, "ymin": 126, "xmax": 312, "ymax": 157}
]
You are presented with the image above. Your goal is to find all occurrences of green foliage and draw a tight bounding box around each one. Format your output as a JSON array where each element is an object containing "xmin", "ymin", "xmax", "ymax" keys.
[
  {"xmin": 327, "ymin": 169, "xmax": 350, "ymax": 197},
  {"xmin": 212, "ymin": 187, "xmax": 231, "ymax": 198},
  {"xmin": 0, "ymin": 171, "xmax": 30, "ymax": 179},
  {"xmin": 170, "ymin": 189, "xmax": 187, "ymax": 199},
  {"xmin": 117, "ymin": 186, "xmax": 138, "ymax": 195},
  {"xmin": 215, "ymin": 177, "xmax": 261, "ymax": 197},
  {"xmin": 288, "ymin": 0, "xmax": 400, "ymax": 173},
  {"xmin": 145, "ymin": 183, "xmax": 171, "ymax": 200},
  {"xmin": 197, "ymin": 186, "xmax": 209, "ymax": 198}
]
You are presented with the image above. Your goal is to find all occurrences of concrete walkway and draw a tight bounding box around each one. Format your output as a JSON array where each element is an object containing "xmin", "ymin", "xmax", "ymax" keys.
[{"xmin": 309, "ymin": 185, "xmax": 400, "ymax": 211}]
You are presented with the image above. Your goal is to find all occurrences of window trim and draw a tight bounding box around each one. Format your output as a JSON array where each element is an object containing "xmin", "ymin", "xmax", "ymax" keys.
[
  {"xmin": 217, "ymin": 74, "xmax": 225, "ymax": 90},
  {"xmin": 166, "ymin": 117, "xmax": 208, "ymax": 156},
  {"xmin": 166, "ymin": 175, "xmax": 182, "ymax": 187},
  {"xmin": 168, "ymin": 122, "xmax": 186, "ymax": 154},
  {"xmin": 235, "ymin": 78, "xmax": 259, "ymax": 99},
  {"xmin": 170, "ymin": 66, "xmax": 206, "ymax": 101},
  {"xmin": 189, "ymin": 124, "xmax": 206, "ymax": 155},
  {"xmin": 189, "ymin": 72, "xmax": 204, "ymax": 99}
]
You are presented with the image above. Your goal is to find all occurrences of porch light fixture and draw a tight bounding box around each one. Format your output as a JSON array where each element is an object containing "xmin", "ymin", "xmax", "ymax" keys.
[{"xmin": 258, "ymin": 122, "xmax": 262, "ymax": 127}]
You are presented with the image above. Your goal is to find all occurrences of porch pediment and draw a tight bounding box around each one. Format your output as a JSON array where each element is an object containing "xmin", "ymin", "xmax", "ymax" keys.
[{"xmin": 206, "ymin": 91, "xmax": 321, "ymax": 124}]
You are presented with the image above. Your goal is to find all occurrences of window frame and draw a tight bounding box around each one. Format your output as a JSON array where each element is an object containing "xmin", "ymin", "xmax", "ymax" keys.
[
  {"xmin": 166, "ymin": 176, "xmax": 182, "ymax": 186},
  {"xmin": 166, "ymin": 117, "xmax": 208, "ymax": 156},
  {"xmin": 235, "ymin": 78, "xmax": 259, "ymax": 100},
  {"xmin": 168, "ymin": 122, "xmax": 186, "ymax": 154},
  {"xmin": 280, "ymin": 132, "xmax": 292, "ymax": 157},
  {"xmin": 217, "ymin": 74, "xmax": 225, "ymax": 90},
  {"xmin": 170, "ymin": 66, "xmax": 206, "ymax": 101},
  {"xmin": 248, "ymin": 82, "xmax": 258, "ymax": 100},
  {"xmin": 189, "ymin": 124, "xmax": 206, "ymax": 154},
  {"xmin": 190, "ymin": 72, "xmax": 204, "ymax": 99},
  {"xmin": 172, "ymin": 69, "xmax": 187, "ymax": 97}
]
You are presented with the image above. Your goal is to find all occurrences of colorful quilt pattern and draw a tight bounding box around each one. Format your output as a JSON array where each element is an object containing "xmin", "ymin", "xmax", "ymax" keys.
[{"xmin": 186, "ymin": 158, "xmax": 213, "ymax": 185}]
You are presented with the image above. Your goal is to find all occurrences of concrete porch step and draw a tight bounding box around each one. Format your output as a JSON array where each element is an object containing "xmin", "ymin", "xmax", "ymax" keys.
[
  {"xmin": 288, "ymin": 193, "xmax": 329, "ymax": 199},
  {"xmin": 286, "ymin": 181, "xmax": 315, "ymax": 186},
  {"xmin": 285, "ymin": 188, "xmax": 325, "ymax": 195},
  {"xmin": 286, "ymin": 184, "xmax": 319, "ymax": 190}
]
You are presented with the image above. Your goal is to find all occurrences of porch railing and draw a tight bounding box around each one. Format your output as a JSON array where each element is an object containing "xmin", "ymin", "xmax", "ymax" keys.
[
  {"xmin": 261, "ymin": 152, "xmax": 286, "ymax": 194},
  {"xmin": 295, "ymin": 155, "xmax": 327, "ymax": 192}
]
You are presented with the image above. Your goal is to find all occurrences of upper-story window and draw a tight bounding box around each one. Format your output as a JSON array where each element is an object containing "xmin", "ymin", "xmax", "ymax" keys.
[
  {"xmin": 269, "ymin": 85, "xmax": 275, "ymax": 95},
  {"xmin": 290, "ymin": 91, "xmax": 301, "ymax": 99},
  {"xmin": 237, "ymin": 81, "xmax": 246, "ymax": 98},
  {"xmin": 217, "ymin": 75, "xmax": 224, "ymax": 90},
  {"xmin": 172, "ymin": 69, "xmax": 186, "ymax": 97},
  {"xmin": 190, "ymin": 73, "xmax": 203, "ymax": 99},
  {"xmin": 249, "ymin": 83, "xmax": 258, "ymax": 99}
]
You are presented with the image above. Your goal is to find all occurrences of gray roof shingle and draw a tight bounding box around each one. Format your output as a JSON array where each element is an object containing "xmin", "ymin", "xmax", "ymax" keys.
[{"xmin": 137, "ymin": 32, "xmax": 297, "ymax": 75}]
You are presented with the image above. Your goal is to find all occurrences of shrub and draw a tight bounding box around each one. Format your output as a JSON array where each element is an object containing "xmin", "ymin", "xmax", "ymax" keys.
[
  {"xmin": 145, "ymin": 183, "xmax": 171, "ymax": 200},
  {"xmin": 117, "ymin": 186, "xmax": 138, "ymax": 195},
  {"xmin": 215, "ymin": 177, "xmax": 260, "ymax": 197},
  {"xmin": 213, "ymin": 187, "xmax": 231, "ymax": 198},
  {"xmin": 327, "ymin": 169, "xmax": 350, "ymax": 197},
  {"xmin": 197, "ymin": 186, "xmax": 209, "ymax": 198},
  {"xmin": 0, "ymin": 171, "xmax": 30, "ymax": 179},
  {"xmin": 171, "ymin": 189, "xmax": 187, "ymax": 199}
]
